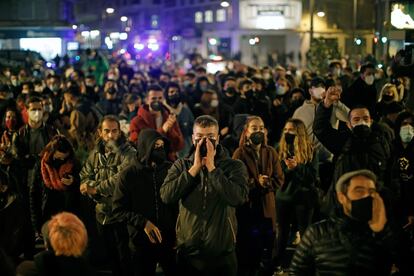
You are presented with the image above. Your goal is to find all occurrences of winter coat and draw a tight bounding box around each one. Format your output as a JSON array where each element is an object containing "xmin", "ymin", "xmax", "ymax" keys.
[
  {"xmin": 112, "ymin": 129, "xmax": 177, "ymax": 249},
  {"xmin": 80, "ymin": 137, "xmax": 136, "ymax": 225},
  {"xmin": 129, "ymin": 104, "xmax": 184, "ymax": 160},
  {"xmin": 289, "ymin": 215, "xmax": 398, "ymax": 276},
  {"xmin": 160, "ymin": 144, "xmax": 249, "ymax": 257},
  {"xmin": 276, "ymin": 153, "xmax": 319, "ymax": 208},
  {"xmin": 232, "ymin": 144, "xmax": 284, "ymax": 231},
  {"xmin": 293, "ymin": 100, "xmax": 349, "ymax": 162},
  {"xmin": 16, "ymin": 250, "xmax": 94, "ymax": 276},
  {"xmin": 29, "ymin": 160, "xmax": 80, "ymax": 233}
]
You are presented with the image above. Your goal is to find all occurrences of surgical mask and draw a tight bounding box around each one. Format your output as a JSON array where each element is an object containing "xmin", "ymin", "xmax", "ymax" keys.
[
  {"xmin": 11, "ymin": 79, "xmax": 19, "ymax": 86},
  {"xmin": 400, "ymin": 125, "xmax": 414, "ymax": 143},
  {"xmin": 350, "ymin": 196, "xmax": 373, "ymax": 222},
  {"xmin": 263, "ymin": 73, "xmax": 271, "ymax": 80},
  {"xmin": 210, "ymin": 99, "xmax": 219, "ymax": 108},
  {"xmin": 275, "ymin": 85, "xmax": 287, "ymax": 96},
  {"xmin": 44, "ymin": 104, "xmax": 53, "ymax": 113},
  {"xmin": 364, "ymin": 75, "xmax": 375, "ymax": 86},
  {"xmin": 312, "ymin": 87, "xmax": 325, "ymax": 100},
  {"xmin": 250, "ymin": 131, "xmax": 264, "ymax": 145},
  {"xmin": 49, "ymin": 85, "xmax": 59, "ymax": 92},
  {"xmin": 375, "ymin": 73, "xmax": 382, "ymax": 80},
  {"xmin": 183, "ymin": 80, "xmax": 191, "ymax": 87},
  {"xmin": 333, "ymin": 68, "xmax": 341, "ymax": 77},
  {"xmin": 200, "ymin": 85, "xmax": 208, "ymax": 92},
  {"xmin": 28, "ymin": 110, "xmax": 43, "ymax": 123}
]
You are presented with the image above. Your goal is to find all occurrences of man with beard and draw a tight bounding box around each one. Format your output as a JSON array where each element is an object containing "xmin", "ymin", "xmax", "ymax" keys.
[
  {"xmin": 113, "ymin": 129, "xmax": 178, "ymax": 276},
  {"xmin": 313, "ymin": 87, "xmax": 392, "ymax": 215},
  {"xmin": 80, "ymin": 115, "xmax": 136, "ymax": 276}
]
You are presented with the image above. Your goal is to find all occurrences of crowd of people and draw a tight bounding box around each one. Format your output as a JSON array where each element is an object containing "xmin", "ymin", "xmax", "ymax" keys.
[{"xmin": 0, "ymin": 49, "xmax": 413, "ymax": 276}]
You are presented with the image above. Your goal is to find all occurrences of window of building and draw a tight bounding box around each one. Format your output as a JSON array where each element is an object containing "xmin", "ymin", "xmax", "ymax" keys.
[
  {"xmin": 205, "ymin": 10, "xmax": 213, "ymax": 23},
  {"xmin": 195, "ymin": 11, "xmax": 203, "ymax": 23},
  {"xmin": 216, "ymin": 9, "xmax": 226, "ymax": 22}
]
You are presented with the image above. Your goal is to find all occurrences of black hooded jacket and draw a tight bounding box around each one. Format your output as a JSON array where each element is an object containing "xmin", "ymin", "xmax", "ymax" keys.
[{"xmin": 112, "ymin": 129, "xmax": 177, "ymax": 248}]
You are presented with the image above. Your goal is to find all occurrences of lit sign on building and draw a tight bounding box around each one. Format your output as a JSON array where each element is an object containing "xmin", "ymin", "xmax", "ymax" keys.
[
  {"xmin": 239, "ymin": 0, "xmax": 302, "ymax": 30},
  {"xmin": 391, "ymin": 3, "xmax": 414, "ymax": 29}
]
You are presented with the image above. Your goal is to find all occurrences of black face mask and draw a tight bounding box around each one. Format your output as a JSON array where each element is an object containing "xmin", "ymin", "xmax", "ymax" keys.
[
  {"xmin": 245, "ymin": 90, "xmax": 254, "ymax": 98},
  {"xmin": 150, "ymin": 101, "xmax": 162, "ymax": 112},
  {"xmin": 352, "ymin": 124, "xmax": 371, "ymax": 138},
  {"xmin": 150, "ymin": 147, "xmax": 167, "ymax": 165},
  {"xmin": 382, "ymin": 95, "xmax": 394, "ymax": 102},
  {"xmin": 195, "ymin": 138, "xmax": 216, "ymax": 157},
  {"xmin": 167, "ymin": 95, "xmax": 181, "ymax": 107},
  {"xmin": 225, "ymin": 87, "xmax": 236, "ymax": 96},
  {"xmin": 201, "ymin": 100, "xmax": 211, "ymax": 108},
  {"xmin": 350, "ymin": 196, "xmax": 373, "ymax": 222},
  {"xmin": 285, "ymin": 133, "xmax": 296, "ymax": 145},
  {"xmin": 51, "ymin": 158, "xmax": 66, "ymax": 168},
  {"xmin": 291, "ymin": 99, "xmax": 304, "ymax": 109},
  {"xmin": 250, "ymin": 131, "xmax": 264, "ymax": 145}
]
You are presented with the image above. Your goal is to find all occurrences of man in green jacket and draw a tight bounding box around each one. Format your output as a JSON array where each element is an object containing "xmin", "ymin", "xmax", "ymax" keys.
[{"xmin": 160, "ymin": 115, "xmax": 248, "ymax": 276}]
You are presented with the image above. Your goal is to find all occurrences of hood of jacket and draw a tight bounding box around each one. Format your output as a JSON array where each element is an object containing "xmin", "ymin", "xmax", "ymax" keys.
[{"xmin": 137, "ymin": 128, "xmax": 169, "ymax": 166}]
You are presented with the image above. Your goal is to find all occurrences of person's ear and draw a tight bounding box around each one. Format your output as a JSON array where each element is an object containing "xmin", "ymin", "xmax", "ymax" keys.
[
  {"xmin": 347, "ymin": 121, "xmax": 352, "ymax": 130},
  {"xmin": 337, "ymin": 192, "xmax": 347, "ymax": 205}
]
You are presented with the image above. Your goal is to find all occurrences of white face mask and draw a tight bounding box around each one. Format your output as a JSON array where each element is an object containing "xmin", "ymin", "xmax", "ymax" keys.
[
  {"xmin": 275, "ymin": 85, "xmax": 287, "ymax": 96},
  {"xmin": 364, "ymin": 75, "xmax": 375, "ymax": 86},
  {"xmin": 28, "ymin": 110, "xmax": 43, "ymax": 123},
  {"xmin": 311, "ymin": 87, "xmax": 325, "ymax": 100},
  {"xmin": 400, "ymin": 125, "xmax": 414, "ymax": 144},
  {"xmin": 210, "ymin": 99, "xmax": 219, "ymax": 108},
  {"xmin": 352, "ymin": 121, "xmax": 371, "ymax": 128},
  {"xmin": 333, "ymin": 68, "xmax": 341, "ymax": 77},
  {"xmin": 44, "ymin": 104, "xmax": 53, "ymax": 113}
]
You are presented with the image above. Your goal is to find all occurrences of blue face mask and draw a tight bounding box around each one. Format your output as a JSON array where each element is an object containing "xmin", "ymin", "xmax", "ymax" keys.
[{"xmin": 400, "ymin": 125, "xmax": 414, "ymax": 143}]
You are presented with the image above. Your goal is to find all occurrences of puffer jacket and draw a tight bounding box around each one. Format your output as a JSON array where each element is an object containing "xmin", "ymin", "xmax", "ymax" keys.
[
  {"xmin": 289, "ymin": 215, "xmax": 398, "ymax": 275},
  {"xmin": 112, "ymin": 129, "xmax": 177, "ymax": 249},
  {"xmin": 80, "ymin": 136, "xmax": 136, "ymax": 225},
  {"xmin": 160, "ymin": 144, "xmax": 249, "ymax": 257}
]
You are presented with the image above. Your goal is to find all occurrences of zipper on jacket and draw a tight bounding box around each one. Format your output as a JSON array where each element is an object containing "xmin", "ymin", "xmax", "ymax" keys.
[{"xmin": 228, "ymin": 217, "xmax": 236, "ymax": 243}]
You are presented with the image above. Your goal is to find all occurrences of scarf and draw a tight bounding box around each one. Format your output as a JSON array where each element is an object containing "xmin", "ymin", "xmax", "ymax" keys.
[{"xmin": 41, "ymin": 151, "xmax": 74, "ymax": 191}]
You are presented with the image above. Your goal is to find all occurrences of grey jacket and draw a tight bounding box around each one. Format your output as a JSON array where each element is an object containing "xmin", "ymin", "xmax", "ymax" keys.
[{"xmin": 80, "ymin": 137, "xmax": 136, "ymax": 225}]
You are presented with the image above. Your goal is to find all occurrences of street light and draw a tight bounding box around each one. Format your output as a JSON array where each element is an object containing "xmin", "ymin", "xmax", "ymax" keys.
[
  {"xmin": 316, "ymin": 11, "xmax": 325, "ymax": 17},
  {"xmin": 106, "ymin": 8, "xmax": 115, "ymax": 14},
  {"xmin": 72, "ymin": 24, "xmax": 78, "ymax": 30},
  {"xmin": 120, "ymin": 16, "xmax": 128, "ymax": 22},
  {"xmin": 220, "ymin": 1, "xmax": 230, "ymax": 8}
]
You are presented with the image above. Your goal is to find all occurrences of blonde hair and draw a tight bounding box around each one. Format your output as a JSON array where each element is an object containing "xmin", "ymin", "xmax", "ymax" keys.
[
  {"xmin": 48, "ymin": 212, "xmax": 88, "ymax": 257},
  {"xmin": 379, "ymin": 83, "xmax": 399, "ymax": 102},
  {"xmin": 279, "ymin": 118, "xmax": 313, "ymax": 164}
]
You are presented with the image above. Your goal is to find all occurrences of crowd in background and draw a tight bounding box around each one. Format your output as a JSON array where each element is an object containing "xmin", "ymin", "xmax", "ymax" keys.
[{"xmin": 0, "ymin": 48, "xmax": 413, "ymax": 275}]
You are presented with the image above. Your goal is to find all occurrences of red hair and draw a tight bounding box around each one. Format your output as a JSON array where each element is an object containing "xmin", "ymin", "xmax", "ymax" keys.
[{"xmin": 48, "ymin": 212, "xmax": 87, "ymax": 257}]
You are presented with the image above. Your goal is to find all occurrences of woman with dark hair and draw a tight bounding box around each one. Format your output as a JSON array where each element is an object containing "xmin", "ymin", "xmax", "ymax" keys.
[
  {"xmin": 0, "ymin": 107, "xmax": 24, "ymax": 165},
  {"xmin": 275, "ymin": 118, "xmax": 319, "ymax": 273},
  {"xmin": 30, "ymin": 135, "xmax": 80, "ymax": 237},
  {"xmin": 391, "ymin": 111, "xmax": 414, "ymax": 229},
  {"xmin": 232, "ymin": 116, "xmax": 284, "ymax": 276}
]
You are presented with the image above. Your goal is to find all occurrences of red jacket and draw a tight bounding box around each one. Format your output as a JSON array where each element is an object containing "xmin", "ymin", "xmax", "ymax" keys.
[{"xmin": 129, "ymin": 105, "xmax": 184, "ymax": 160}]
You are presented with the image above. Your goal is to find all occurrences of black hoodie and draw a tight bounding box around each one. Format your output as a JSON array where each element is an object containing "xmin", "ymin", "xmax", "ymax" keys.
[{"xmin": 112, "ymin": 129, "xmax": 177, "ymax": 248}]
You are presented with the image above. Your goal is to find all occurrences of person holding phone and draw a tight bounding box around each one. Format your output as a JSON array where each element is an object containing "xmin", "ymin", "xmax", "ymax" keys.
[
  {"xmin": 30, "ymin": 135, "xmax": 80, "ymax": 240},
  {"xmin": 275, "ymin": 119, "xmax": 319, "ymax": 273},
  {"xmin": 232, "ymin": 116, "xmax": 284, "ymax": 276},
  {"xmin": 160, "ymin": 115, "xmax": 248, "ymax": 276}
]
